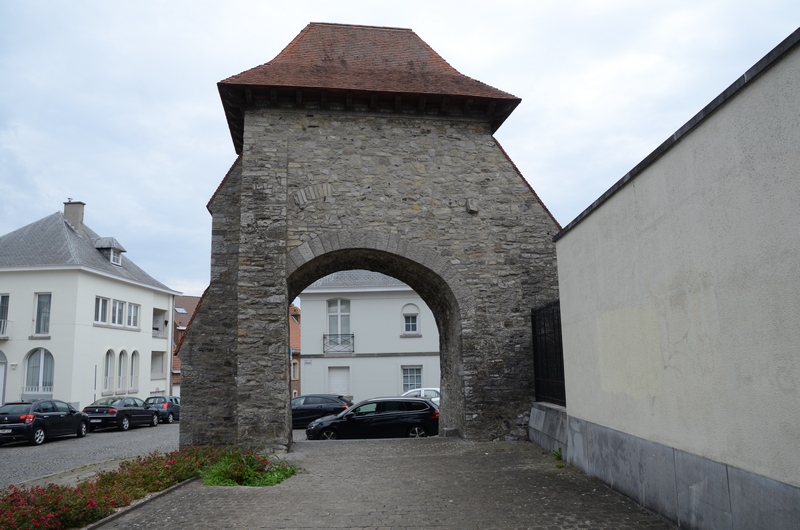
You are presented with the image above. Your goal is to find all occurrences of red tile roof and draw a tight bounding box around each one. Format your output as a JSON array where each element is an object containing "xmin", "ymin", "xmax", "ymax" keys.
[
  {"xmin": 222, "ymin": 23, "xmax": 517, "ymax": 100},
  {"xmin": 218, "ymin": 23, "xmax": 520, "ymax": 152}
]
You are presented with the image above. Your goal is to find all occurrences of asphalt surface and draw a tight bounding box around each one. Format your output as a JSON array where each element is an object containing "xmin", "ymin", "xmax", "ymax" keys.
[{"xmin": 87, "ymin": 436, "xmax": 676, "ymax": 530}]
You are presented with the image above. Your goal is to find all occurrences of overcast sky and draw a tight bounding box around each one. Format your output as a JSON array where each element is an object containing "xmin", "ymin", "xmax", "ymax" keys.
[{"xmin": 1, "ymin": 1, "xmax": 798, "ymax": 296}]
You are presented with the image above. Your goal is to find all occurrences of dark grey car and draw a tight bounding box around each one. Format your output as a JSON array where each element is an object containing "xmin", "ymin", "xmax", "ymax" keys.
[
  {"xmin": 82, "ymin": 397, "xmax": 159, "ymax": 431},
  {"xmin": 0, "ymin": 399, "xmax": 90, "ymax": 445},
  {"xmin": 145, "ymin": 395, "xmax": 181, "ymax": 424}
]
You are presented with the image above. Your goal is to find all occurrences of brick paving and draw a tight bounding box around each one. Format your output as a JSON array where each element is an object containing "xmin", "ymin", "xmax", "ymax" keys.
[{"xmin": 91, "ymin": 437, "xmax": 675, "ymax": 529}]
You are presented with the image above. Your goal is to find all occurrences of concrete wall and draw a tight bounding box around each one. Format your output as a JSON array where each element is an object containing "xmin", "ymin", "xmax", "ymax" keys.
[{"xmin": 552, "ymin": 33, "xmax": 800, "ymax": 529}]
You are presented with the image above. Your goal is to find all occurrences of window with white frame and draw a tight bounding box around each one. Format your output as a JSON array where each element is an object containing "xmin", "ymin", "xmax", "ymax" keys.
[
  {"xmin": 127, "ymin": 303, "xmax": 140, "ymax": 328},
  {"xmin": 34, "ymin": 293, "xmax": 51, "ymax": 335},
  {"xmin": 111, "ymin": 300, "xmax": 125, "ymax": 326},
  {"xmin": 109, "ymin": 248, "xmax": 122, "ymax": 266},
  {"xmin": 130, "ymin": 351, "xmax": 139, "ymax": 390},
  {"xmin": 94, "ymin": 297, "xmax": 109, "ymax": 324},
  {"xmin": 401, "ymin": 304, "xmax": 420, "ymax": 336},
  {"xmin": 0, "ymin": 294, "xmax": 9, "ymax": 336},
  {"xmin": 117, "ymin": 351, "xmax": 128, "ymax": 392},
  {"xmin": 24, "ymin": 348, "xmax": 54, "ymax": 394},
  {"xmin": 402, "ymin": 366, "xmax": 422, "ymax": 392},
  {"xmin": 291, "ymin": 360, "xmax": 299, "ymax": 380},
  {"xmin": 327, "ymin": 299, "xmax": 350, "ymax": 335},
  {"xmin": 103, "ymin": 350, "xmax": 114, "ymax": 393}
]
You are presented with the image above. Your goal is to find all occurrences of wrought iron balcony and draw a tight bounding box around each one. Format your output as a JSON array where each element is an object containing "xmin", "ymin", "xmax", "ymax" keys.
[{"xmin": 323, "ymin": 333, "xmax": 354, "ymax": 353}]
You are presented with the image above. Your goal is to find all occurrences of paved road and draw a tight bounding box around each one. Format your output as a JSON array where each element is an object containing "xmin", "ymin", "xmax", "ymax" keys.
[
  {"xmin": 94, "ymin": 437, "xmax": 676, "ymax": 530},
  {"xmin": 0, "ymin": 423, "xmax": 180, "ymax": 487}
]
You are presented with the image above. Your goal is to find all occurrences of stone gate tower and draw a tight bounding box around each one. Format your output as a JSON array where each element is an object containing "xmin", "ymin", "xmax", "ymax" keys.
[{"xmin": 180, "ymin": 23, "xmax": 560, "ymax": 451}]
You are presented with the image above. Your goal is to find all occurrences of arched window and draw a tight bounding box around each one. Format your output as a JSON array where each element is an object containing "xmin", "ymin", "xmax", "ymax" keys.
[
  {"xmin": 117, "ymin": 350, "xmax": 128, "ymax": 392},
  {"xmin": 24, "ymin": 348, "xmax": 54, "ymax": 394},
  {"xmin": 103, "ymin": 350, "xmax": 114, "ymax": 393},
  {"xmin": 401, "ymin": 303, "xmax": 420, "ymax": 336},
  {"xmin": 130, "ymin": 351, "xmax": 139, "ymax": 391}
]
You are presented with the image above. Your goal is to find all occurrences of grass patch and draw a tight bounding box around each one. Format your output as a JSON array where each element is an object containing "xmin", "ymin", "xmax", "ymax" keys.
[{"xmin": 0, "ymin": 447, "xmax": 298, "ymax": 529}]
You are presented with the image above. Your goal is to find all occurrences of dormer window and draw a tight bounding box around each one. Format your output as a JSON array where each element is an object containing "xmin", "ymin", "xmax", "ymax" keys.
[{"xmin": 92, "ymin": 237, "xmax": 126, "ymax": 266}]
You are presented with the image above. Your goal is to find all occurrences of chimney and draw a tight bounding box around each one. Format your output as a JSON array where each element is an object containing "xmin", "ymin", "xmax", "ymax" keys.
[{"xmin": 63, "ymin": 200, "xmax": 86, "ymax": 236}]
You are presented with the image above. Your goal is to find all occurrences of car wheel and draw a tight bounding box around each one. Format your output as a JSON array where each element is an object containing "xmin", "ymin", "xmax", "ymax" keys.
[
  {"xmin": 150, "ymin": 413, "xmax": 159, "ymax": 427},
  {"xmin": 408, "ymin": 426, "xmax": 428, "ymax": 438},
  {"xmin": 30, "ymin": 427, "xmax": 46, "ymax": 445},
  {"xmin": 166, "ymin": 412, "xmax": 174, "ymax": 424},
  {"xmin": 119, "ymin": 416, "xmax": 130, "ymax": 431},
  {"xmin": 320, "ymin": 429, "xmax": 338, "ymax": 440},
  {"xmin": 77, "ymin": 421, "xmax": 88, "ymax": 438}
]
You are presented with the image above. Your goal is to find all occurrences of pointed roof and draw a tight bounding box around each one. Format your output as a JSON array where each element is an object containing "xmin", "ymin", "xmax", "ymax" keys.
[
  {"xmin": 218, "ymin": 23, "xmax": 521, "ymax": 152},
  {"xmin": 0, "ymin": 212, "xmax": 176, "ymax": 293}
]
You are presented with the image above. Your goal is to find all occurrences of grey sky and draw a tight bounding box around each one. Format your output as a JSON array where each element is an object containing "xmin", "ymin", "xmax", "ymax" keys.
[{"xmin": 1, "ymin": 1, "xmax": 797, "ymax": 295}]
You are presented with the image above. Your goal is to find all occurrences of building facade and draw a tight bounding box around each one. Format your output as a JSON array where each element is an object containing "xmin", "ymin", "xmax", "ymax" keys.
[
  {"xmin": 0, "ymin": 201, "xmax": 178, "ymax": 410},
  {"xmin": 544, "ymin": 28, "xmax": 800, "ymax": 529},
  {"xmin": 299, "ymin": 270, "xmax": 439, "ymax": 403}
]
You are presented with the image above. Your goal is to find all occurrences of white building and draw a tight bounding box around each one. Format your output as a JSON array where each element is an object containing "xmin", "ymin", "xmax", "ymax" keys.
[
  {"xmin": 0, "ymin": 201, "xmax": 179, "ymax": 410},
  {"xmin": 299, "ymin": 270, "xmax": 439, "ymax": 403}
]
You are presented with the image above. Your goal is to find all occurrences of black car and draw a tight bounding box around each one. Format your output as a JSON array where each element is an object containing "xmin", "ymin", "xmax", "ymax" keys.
[
  {"xmin": 145, "ymin": 395, "xmax": 181, "ymax": 423},
  {"xmin": 291, "ymin": 394, "xmax": 352, "ymax": 428},
  {"xmin": 83, "ymin": 397, "xmax": 159, "ymax": 431},
  {"xmin": 306, "ymin": 396, "xmax": 439, "ymax": 440},
  {"xmin": 0, "ymin": 399, "xmax": 90, "ymax": 445}
]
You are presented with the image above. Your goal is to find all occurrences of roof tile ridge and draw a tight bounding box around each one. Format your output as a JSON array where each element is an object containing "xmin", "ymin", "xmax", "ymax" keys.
[{"xmin": 58, "ymin": 212, "xmax": 85, "ymax": 265}]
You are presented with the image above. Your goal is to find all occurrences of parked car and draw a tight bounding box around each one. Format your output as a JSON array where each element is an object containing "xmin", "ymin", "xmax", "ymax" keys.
[
  {"xmin": 0, "ymin": 399, "xmax": 90, "ymax": 445},
  {"xmin": 401, "ymin": 387, "xmax": 440, "ymax": 405},
  {"xmin": 82, "ymin": 397, "xmax": 159, "ymax": 431},
  {"xmin": 145, "ymin": 395, "xmax": 181, "ymax": 423},
  {"xmin": 291, "ymin": 394, "xmax": 352, "ymax": 428},
  {"xmin": 306, "ymin": 396, "xmax": 439, "ymax": 440}
]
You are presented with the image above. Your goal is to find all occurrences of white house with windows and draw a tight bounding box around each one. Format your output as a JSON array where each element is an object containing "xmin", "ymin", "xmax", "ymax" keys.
[
  {"xmin": 0, "ymin": 201, "xmax": 178, "ymax": 410},
  {"xmin": 298, "ymin": 270, "xmax": 439, "ymax": 403}
]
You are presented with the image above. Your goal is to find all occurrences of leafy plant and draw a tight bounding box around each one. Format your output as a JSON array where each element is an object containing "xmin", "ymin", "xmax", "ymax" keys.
[
  {"xmin": 201, "ymin": 453, "xmax": 297, "ymax": 486},
  {"xmin": 551, "ymin": 447, "xmax": 563, "ymax": 461},
  {"xmin": 0, "ymin": 447, "xmax": 298, "ymax": 530}
]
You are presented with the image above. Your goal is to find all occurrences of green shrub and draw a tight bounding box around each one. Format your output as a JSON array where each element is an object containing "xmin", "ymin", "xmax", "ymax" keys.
[{"xmin": 0, "ymin": 447, "xmax": 297, "ymax": 529}]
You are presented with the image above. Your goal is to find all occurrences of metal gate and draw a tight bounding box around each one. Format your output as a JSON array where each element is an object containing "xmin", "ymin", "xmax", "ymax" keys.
[{"xmin": 531, "ymin": 300, "xmax": 566, "ymax": 406}]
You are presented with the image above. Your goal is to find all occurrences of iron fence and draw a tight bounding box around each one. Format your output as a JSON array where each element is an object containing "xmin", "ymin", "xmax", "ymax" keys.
[{"xmin": 531, "ymin": 300, "xmax": 566, "ymax": 406}]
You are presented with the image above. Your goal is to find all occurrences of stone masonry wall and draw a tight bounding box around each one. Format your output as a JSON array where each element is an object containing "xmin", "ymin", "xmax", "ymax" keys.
[{"xmin": 182, "ymin": 106, "xmax": 560, "ymax": 450}]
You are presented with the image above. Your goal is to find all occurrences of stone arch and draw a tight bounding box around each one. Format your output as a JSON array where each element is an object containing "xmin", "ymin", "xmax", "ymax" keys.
[{"xmin": 287, "ymin": 230, "xmax": 475, "ymax": 436}]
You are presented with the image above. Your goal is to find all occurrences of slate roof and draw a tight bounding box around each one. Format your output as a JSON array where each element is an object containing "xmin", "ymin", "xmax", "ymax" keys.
[
  {"xmin": 307, "ymin": 269, "xmax": 408, "ymax": 290},
  {"xmin": 0, "ymin": 211, "xmax": 175, "ymax": 292},
  {"xmin": 218, "ymin": 22, "xmax": 521, "ymax": 152}
]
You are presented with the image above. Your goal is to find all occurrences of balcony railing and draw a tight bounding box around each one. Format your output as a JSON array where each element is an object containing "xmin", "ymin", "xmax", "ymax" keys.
[
  {"xmin": 323, "ymin": 334, "xmax": 354, "ymax": 353},
  {"xmin": 23, "ymin": 386, "xmax": 53, "ymax": 394}
]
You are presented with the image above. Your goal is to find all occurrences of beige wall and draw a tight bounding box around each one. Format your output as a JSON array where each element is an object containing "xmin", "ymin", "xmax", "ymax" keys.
[{"xmin": 556, "ymin": 45, "xmax": 800, "ymax": 488}]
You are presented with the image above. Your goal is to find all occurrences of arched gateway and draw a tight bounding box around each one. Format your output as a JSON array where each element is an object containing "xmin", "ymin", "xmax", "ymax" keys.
[{"xmin": 179, "ymin": 23, "xmax": 560, "ymax": 451}]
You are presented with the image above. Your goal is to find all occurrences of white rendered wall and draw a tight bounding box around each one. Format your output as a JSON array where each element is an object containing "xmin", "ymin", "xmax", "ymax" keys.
[
  {"xmin": 299, "ymin": 286, "xmax": 440, "ymax": 403},
  {"xmin": 0, "ymin": 269, "xmax": 174, "ymax": 409},
  {"xmin": 556, "ymin": 47, "xmax": 800, "ymax": 488}
]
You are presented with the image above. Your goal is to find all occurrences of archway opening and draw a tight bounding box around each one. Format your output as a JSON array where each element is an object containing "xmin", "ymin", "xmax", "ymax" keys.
[{"xmin": 288, "ymin": 248, "xmax": 464, "ymax": 438}]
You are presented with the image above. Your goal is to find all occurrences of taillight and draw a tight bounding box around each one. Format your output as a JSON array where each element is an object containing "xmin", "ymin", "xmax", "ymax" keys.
[
  {"xmin": 20, "ymin": 414, "xmax": 35, "ymax": 424},
  {"xmin": 162, "ymin": 403, "xmax": 169, "ymax": 410},
  {"xmin": 339, "ymin": 405, "xmax": 348, "ymax": 411},
  {"xmin": 431, "ymin": 410, "xmax": 440, "ymax": 419},
  {"xmin": 108, "ymin": 408, "xmax": 118, "ymax": 415}
]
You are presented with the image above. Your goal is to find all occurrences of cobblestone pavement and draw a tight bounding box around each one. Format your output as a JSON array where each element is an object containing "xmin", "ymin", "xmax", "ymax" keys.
[{"xmin": 94, "ymin": 437, "xmax": 676, "ymax": 530}]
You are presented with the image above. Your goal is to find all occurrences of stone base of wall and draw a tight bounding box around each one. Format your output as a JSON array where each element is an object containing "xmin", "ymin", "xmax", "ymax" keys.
[
  {"xmin": 527, "ymin": 402, "xmax": 568, "ymax": 458},
  {"xmin": 529, "ymin": 409, "xmax": 800, "ymax": 529}
]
